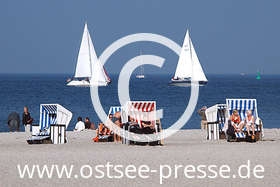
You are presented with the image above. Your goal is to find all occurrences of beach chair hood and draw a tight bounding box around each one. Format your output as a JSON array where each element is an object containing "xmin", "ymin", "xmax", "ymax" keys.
[{"xmin": 40, "ymin": 104, "xmax": 72, "ymax": 135}]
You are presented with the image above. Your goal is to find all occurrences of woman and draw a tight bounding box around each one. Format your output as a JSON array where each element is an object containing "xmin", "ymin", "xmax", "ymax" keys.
[
  {"xmin": 244, "ymin": 110, "xmax": 255, "ymax": 137},
  {"xmin": 93, "ymin": 123, "xmax": 107, "ymax": 142},
  {"xmin": 230, "ymin": 110, "xmax": 245, "ymax": 132}
]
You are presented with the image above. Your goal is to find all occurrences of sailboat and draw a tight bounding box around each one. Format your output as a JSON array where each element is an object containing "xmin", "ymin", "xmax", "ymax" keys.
[
  {"xmin": 67, "ymin": 23, "xmax": 111, "ymax": 87},
  {"xmin": 169, "ymin": 30, "xmax": 207, "ymax": 86},
  {"xmin": 136, "ymin": 66, "xmax": 145, "ymax": 79}
]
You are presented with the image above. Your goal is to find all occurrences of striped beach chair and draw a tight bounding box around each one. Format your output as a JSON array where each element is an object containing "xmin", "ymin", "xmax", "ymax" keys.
[
  {"xmin": 108, "ymin": 106, "xmax": 122, "ymax": 116},
  {"xmin": 28, "ymin": 104, "xmax": 72, "ymax": 144},
  {"xmin": 205, "ymin": 104, "xmax": 227, "ymax": 140},
  {"xmin": 39, "ymin": 104, "xmax": 58, "ymax": 135},
  {"xmin": 122, "ymin": 101, "xmax": 161, "ymax": 145},
  {"xmin": 123, "ymin": 101, "xmax": 156, "ymax": 128},
  {"xmin": 226, "ymin": 99, "xmax": 263, "ymax": 140}
]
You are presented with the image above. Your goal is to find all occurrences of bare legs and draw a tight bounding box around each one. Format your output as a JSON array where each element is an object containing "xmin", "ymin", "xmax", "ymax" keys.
[{"xmin": 246, "ymin": 124, "xmax": 255, "ymax": 136}]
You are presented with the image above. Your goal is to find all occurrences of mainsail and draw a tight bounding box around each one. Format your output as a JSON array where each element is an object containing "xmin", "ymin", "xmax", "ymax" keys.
[
  {"xmin": 74, "ymin": 23, "xmax": 93, "ymax": 78},
  {"xmin": 174, "ymin": 30, "xmax": 192, "ymax": 79}
]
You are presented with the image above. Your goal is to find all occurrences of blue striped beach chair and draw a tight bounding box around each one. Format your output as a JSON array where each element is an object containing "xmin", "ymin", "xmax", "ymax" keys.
[
  {"xmin": 28, "ymin": 104, "xmax": 72, "ymax": 144},
  {"xmin": 39, "ymin": 104, "xmax": 58, "ymax": 135},
  {"xmin": 226, "ymin": 99, "xmax": 263, "ymax": 140},
  {"xmin": 108, "ymin": 106, "xmax": 122, "ymax": 116}
]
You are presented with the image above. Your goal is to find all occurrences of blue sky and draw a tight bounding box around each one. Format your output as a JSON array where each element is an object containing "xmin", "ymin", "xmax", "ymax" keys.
[{"xmin": 0, "ymin": 0, "xmax": 279, "ymax": 75}]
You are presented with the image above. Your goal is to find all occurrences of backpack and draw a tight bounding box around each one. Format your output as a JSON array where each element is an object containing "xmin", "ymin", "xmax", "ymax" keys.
[{"xmin": 226, "ymin": 120, "xmax": 236, "ymax": 141}]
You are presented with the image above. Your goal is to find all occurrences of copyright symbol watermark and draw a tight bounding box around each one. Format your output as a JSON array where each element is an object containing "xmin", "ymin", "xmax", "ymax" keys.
[{"xmin": 90, "ymin": 33, "xmax": 199, "ymax": 142}]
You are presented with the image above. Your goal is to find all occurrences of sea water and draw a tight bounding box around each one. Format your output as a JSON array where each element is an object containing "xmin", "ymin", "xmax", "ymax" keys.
[{"xmin": 0, "ymin": 74, "xmax": 279, "ymax": 132}]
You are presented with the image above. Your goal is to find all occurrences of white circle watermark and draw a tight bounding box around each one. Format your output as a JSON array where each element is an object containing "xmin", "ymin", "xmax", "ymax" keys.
[{"xmin": 90, "ymin": 33, "xmax": 199, "ymax": 142}]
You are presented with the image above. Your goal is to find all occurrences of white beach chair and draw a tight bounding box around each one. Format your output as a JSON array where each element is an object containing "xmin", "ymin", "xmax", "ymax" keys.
[
  {"xmin": 122, "ymin": 101, "xmax": 162, "ymax": 145},
  {"xmin": 205, "ymin": 104, "xmax": 227, "ymax": 140},
  {"xmin": 28, "ymin": 104, "xmax": 72, "ymax": 144},
  {"xmin": 226, "ymin": 99, "xmax": 263, "ymax": 140}
]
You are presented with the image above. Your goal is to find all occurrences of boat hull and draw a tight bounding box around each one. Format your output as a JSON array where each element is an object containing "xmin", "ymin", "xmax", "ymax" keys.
[
  {"xmin": 67, "ymin": 80, "xmax": 90, "ymax": 87},
  {"xmin": 67, "ymin": 80, "xmax": 111, "ymax": 87},
  {"xmin": 168, "ymin": 80, "xmax": 208, "ymax": 87},
  {"xmin": 136, "ymin": 75, "xmax": 145, "ymax": 79}
]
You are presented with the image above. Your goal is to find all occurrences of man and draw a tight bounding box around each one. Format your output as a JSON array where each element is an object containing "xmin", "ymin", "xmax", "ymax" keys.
[
  {"xmin": 198, "ymin": 106, "xmax": 207, "ymax": 130},
  {"xmin": 8, "ymin": 112, "xmax": 20, "ymax": 132},
  {"xmin": 22, "ymin": 106, "xmax": 33, "ymax": 133},
  {"xmin": 84, "ymin": 117, "xmax": 91, "ymax": 129},
  {"xmin": 74, "ymin": 117, "xmax": 85, "ymax": 132}
]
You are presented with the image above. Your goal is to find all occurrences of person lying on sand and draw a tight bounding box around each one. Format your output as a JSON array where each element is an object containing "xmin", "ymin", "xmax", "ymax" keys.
[{"xmin": 230, "ymin": 110, "xmax": 245, "ymax": 133}]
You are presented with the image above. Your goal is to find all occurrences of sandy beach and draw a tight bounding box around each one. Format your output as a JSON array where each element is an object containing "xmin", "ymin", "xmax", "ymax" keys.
[{"xmin": 0, "ymin": 128, "xmax": 279, "ymax": 187}]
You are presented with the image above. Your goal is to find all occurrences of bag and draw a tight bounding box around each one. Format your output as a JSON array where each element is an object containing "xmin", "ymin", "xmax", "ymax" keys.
[
  {"xmin": 226, "ymin": 120, "xmax": 236, "ymax": 142},
  {"xmin": 246, "ymin": 135, "xmax": 256, "ymax": 143},
  {"xmin": 226, "ymin": 121, "xmax": 235, "ymax": 136}
]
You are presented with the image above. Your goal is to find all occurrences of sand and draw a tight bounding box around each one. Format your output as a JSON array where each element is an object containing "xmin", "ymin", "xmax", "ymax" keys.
[{"xmin": 0, "ymin": 129, "xmax": 280, "ymax": 187}]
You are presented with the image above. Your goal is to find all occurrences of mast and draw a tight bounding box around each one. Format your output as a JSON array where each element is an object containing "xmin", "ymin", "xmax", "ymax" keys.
[
  {"xmin": 85, "ymin": 23, "xmax": 92, "ymax": 77},
  {"xmin": 187, "ymin": 30, "xmax": 194, "ymax": 80}
]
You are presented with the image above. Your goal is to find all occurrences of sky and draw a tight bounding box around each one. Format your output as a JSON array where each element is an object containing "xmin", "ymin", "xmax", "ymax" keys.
[{"xmin": 0, "ymin": 0, "xmax": 279, "ymax": 75}]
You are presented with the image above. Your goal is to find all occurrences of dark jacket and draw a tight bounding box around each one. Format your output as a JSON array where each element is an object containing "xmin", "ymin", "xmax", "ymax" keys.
[
  {"xmin": 85, "ymin": 121, "xmax": 91, "ymax": 129},
  {"xmin": 22, "ymin": 112, "xmax": 32, "ymax": 125}
]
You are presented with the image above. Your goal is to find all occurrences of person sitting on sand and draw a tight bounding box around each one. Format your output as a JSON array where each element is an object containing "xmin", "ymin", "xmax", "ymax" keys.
[
  {"xmin": 230, "ymin": 110, "xmax": 245, "ymax": 132},
  {"xmin": 93, "ymin": 123, "xmax": 109, "ymax": 142},
  {"xmin": 84, "ymin": 117, "xmax": 91, "ymax": 129},
  {"xmin": 74, "ymin": 117, "xmax": 85, "ymax": 132},
  {"xmin": 244, "ymin": 110, "xmax": 256, "ymax": 137}
]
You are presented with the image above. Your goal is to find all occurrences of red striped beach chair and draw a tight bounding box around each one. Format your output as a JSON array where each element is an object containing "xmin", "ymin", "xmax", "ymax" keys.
[{"xmin": 122, "ymin": 101, "xmax": 162, "ymax": 145}]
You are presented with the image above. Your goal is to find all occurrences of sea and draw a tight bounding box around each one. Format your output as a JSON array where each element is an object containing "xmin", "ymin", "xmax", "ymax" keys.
[{"xmin": 0, "ymin": 74, "xmax": 279, "ymax": 132}]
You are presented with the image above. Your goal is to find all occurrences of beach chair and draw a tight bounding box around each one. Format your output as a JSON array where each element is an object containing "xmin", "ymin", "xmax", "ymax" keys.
[
  {"xmin": 205, "ymin": 104, "xmax": 227, "ymax": 140},
  {"xmin": 28, "ymin": 104, "xmax": 72, "ymax": 144},
  {"xmin": 226, "ymin": 99, "xmax": 263, "ymax": 141},
  {"xmin": 122, "ymin": 101, "xmax": 162, "ymax": 145}
]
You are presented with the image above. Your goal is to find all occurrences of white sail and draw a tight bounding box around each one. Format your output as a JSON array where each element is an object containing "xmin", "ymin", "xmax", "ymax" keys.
[
  {"xmin": 90, "ymin": 59, "xmax": 109, "ymax": 85},
  {"xmin": 87, "ymin": 25, "xmax": 110, "ymax": 85},
  {"xmin": 74, "ymin": 23, "xmax": 92, "ymax": 78},
  {"xmin": 189, "ymin": 37, "xmax": 208, "ymax": 82},
  {"xmin": 174, "ymin": 30, "xmax": 192, "ymax": 79}
]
